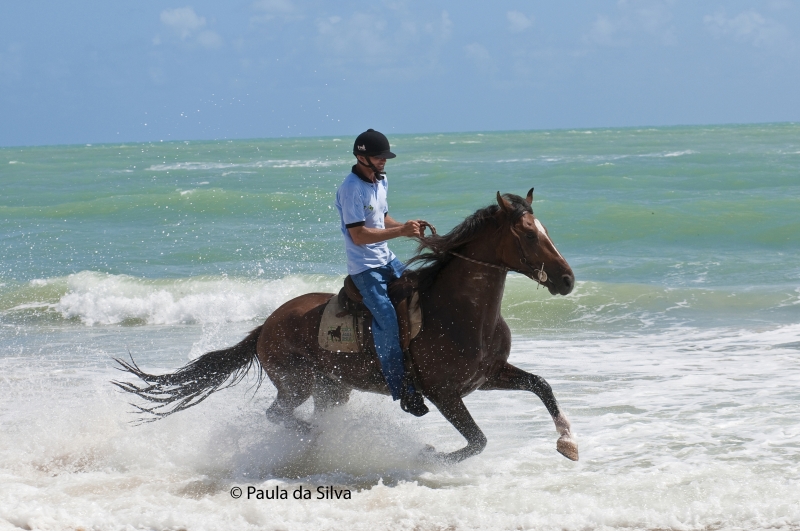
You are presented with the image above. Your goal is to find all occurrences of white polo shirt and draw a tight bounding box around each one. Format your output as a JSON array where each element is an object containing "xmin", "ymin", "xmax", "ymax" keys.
[{"xmin": 334, "ymin": 169, "xmax": 396, "ymax": 275}]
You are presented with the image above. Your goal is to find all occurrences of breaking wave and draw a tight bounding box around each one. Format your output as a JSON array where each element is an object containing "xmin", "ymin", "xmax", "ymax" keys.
[
  {"xmin": 1, "ymin": 272, "xmax": 796, "ymax": 332},
  {"xmin": 147, "ymin": 159, "xmax": 347, "ymax": 172}
]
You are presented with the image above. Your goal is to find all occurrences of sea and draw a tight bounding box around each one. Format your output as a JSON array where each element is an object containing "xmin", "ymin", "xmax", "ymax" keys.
[{"xmin": 1, "ymin": 123, "xmax": 799, "ymax": 531}]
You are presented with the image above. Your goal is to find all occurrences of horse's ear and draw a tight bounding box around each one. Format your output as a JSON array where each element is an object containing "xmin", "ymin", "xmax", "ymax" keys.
[
  {"xmin": 496, "ymin": 191, "xmax": 513, "ymax": 213},
  {"xmin": 525, "ymin": 188, "xmax": 534, "ymax": 205}
]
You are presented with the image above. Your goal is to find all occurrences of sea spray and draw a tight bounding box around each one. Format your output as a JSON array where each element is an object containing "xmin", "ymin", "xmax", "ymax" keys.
[{"xmin": 1, "ymin": 124, "xmax": 799, "ymax": 530}]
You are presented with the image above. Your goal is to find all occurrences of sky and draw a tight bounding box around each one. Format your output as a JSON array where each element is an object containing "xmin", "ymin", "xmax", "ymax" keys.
[{"xmin": 1, "ymin": 0, "xmax": 799, "ymax": 146}]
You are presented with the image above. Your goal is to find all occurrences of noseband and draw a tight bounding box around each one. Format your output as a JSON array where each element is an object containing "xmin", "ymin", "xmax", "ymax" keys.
[{"xmin": 511, "ymin": 229, "xmax": 549, "ymax": 285}]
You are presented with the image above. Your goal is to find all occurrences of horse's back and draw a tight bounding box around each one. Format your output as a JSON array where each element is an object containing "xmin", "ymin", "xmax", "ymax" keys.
[{"xmin": 258, "ymin": 292, "xmax": 332, "ymax": 356}]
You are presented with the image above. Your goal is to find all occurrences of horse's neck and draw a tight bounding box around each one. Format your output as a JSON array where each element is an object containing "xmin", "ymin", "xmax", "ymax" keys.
[{"xmin": 430, "ymin": 242, "xmax": 507, "ymax": 322}]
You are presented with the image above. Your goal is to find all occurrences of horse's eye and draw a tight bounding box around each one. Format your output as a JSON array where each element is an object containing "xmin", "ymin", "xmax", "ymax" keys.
[{"xmin": 526, "ymin": 232, "xmax": 537, "ymax": 240}]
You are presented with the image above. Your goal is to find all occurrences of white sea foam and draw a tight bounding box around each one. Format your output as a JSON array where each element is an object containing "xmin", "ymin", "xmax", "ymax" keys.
[
  {"xmin": 4, "ymin": 273, "xmax": 793, "ymax": 334},
  {"xmin": 147, "ymin": 159, "xmax": 345, "ymax": 172},
  {"xmin": 639, "ymin": 150, "xmax": 697, "ymax": 158},
  {"xmin": 52, "ymin": 271, "xmax": 340, "ymax": 326},
  {"xmin": 1, "ymin": 323, "xmax": 798, "ymax": 530}
]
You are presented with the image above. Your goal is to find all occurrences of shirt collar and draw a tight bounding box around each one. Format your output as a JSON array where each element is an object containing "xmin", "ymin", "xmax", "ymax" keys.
[{"xmin": 352, "ymin": 164, "xmax": 384, "ymax": 183}]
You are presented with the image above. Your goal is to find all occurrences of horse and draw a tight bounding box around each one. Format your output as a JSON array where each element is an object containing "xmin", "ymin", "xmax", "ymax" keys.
[{"xmin": 114, "ymin": 189, "xmax": 579, "ymax": 463}]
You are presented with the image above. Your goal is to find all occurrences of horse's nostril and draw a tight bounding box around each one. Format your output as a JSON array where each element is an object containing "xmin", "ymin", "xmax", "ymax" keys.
[{"xmin": 561, "ymin": 274, "xmax": 574, "ymax": 292}]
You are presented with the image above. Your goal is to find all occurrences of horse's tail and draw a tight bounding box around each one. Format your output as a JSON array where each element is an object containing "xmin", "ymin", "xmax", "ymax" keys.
[{"xmin": 112, "ymin": 325, "xmax": 263, "ymax": 422}]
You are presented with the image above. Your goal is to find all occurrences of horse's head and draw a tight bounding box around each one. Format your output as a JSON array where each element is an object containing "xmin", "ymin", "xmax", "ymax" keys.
[{"xmin": 495, "ymin": 189, "xmax": 575, "ymax": 296}]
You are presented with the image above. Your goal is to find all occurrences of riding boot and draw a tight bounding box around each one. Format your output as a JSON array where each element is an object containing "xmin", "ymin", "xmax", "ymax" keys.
[
  {"xmin": 401, "ymin": 390, "xmax": 429, "ymax": 417},
  {"xmin": 400, "ymin": 374, "xmax": 428, "ymax": 417}
]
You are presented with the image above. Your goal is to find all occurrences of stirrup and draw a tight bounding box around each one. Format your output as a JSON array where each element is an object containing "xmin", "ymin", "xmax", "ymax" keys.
[{"xmin": 400, "ymin": 391, "xmax": 429, "ymax": 417}]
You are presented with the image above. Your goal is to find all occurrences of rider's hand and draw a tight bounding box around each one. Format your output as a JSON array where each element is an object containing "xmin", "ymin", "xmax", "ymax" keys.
[
  {"xmin": 416, "ymin": 220, "xmax": 435, "ymax": 236},
  {"xmin": 401, "ymin": 220, "xmax": 421, "ymax": 238}
]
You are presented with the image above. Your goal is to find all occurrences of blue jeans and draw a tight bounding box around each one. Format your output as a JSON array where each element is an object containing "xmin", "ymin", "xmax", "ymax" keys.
[{"xmin": 351, "ymin": 258, "xmax": 410, "ymax": 400}]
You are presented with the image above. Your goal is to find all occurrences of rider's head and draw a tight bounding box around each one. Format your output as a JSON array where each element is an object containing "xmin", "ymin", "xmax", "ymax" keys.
[{"xmin": 353, "ymin": 129, "xmax": 395, "ymax": 177}]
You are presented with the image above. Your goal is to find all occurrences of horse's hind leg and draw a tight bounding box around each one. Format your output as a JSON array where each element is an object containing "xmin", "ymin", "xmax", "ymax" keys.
[
  {"xmin": 480, "ymin": 362, "xmax": 578, "ymax": 461},
  {"xmin": 312, "ymin": 373, "xmax": 352, "ymax": 413},
  {"xmin": 266, "ymin": 390, "xmax": 314, "ymax": 433},
  {"xmin": 264, "ymin": 358, "xmax": 314, "ymax": 433}
]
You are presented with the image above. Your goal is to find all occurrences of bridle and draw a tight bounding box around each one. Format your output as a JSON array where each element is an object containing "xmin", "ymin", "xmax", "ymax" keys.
[
  {"xmin": 449, "ymin": 227, "xmax": 549, "ymax": 287},
  {"xmin": 420, "ymin": 218, "xmax": 549, "ymax": 287},
  {"xmin": 510, "ymin": 227, "xmax": 549, "ymax": 286}
]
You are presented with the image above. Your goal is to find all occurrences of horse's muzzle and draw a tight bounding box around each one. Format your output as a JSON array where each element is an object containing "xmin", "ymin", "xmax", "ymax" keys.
[
  {"xmin": 560, "ymin": 273, "xmax": 574, "ymax": 295},
  {"xmin": 548, "ymin": 273, "xmax": 574, "ymax": 296}
]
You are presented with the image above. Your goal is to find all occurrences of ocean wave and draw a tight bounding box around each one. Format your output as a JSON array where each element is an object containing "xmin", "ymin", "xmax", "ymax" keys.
[
  {"xmin": 146, "ymin": 159, "xmax": 346, "ymax": 172},
  {"xmin": 3, "ymin": 320, "xmax": 798, "ymax": 531},
  {"xmin": 639, "ymin": 150, "xmax": 697, "ymax": 158},
  {"xmin": 1, "ymin": 272, "xmax": 795, "ymax": 331},
  {"xmin": 501, "ymin": 275, "xmax": 797, "ymax": 333},
  {"xmin": 2, "ymin": 272, "xmax": 341, "ymax": 326}
]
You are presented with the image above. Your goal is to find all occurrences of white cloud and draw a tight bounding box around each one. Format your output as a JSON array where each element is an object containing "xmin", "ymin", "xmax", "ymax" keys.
[
  {"xmin": 253, "ymin": 0, "xmax": 293, "ymax": 13},
  {"xmin": 439, "ymin": 11, "xmax": 453, "ymax": 40},
  {"xmin": 0, "ymin": 43, "xmax": 23, "ymax": 83},
  {"xmin": 316, "ymin": 13, "xmax": 388, "ymax": 60},
  {"xmin": 196, "ymin": 30, "xmax": 223, "ymax": 50},
  {"xmin": 251, "ymin": 0, "xmax": 299, "ymax": 23},
  {"xmin": 314, "ymin": 8, "xmax": 452, "ymax": 77},
  {"xmin": 507, "ymin": 11, "xmax": 533, "ymax": 33},
  {"xmin": 585, "ymin": 0, "xmax": 676, "ymax": 47},
  {"xmin": 159, "ymin": 7, "xmax": 222, "ymax": 49},
  {"xmin": 464, "ymin": 42, "xmax": 493, "ymax": 72},
  {"xmin": 588, "ymin": 14, "xmax": 618, "ymax": 45},
  {"xmin": 161, "ymin": 7, "xmax": 206, "ymax": 40},
  {"xmin": 704, "ymin": 10, "xmax": 789, "ymax": 48}
]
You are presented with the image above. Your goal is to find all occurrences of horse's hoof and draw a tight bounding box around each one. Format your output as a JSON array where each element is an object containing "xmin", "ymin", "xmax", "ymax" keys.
[
  {"xmin": 419, "ymin": 445, "xmax": 445, "ymax": 464},
  {"xmin": 557, "ymin": 435, "xmax": 579, "ymax": 461}
]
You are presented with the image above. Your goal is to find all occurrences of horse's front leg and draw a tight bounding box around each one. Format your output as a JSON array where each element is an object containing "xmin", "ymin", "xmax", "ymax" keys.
[
  {"xmin": 480, "ymin": 362, "xmax": 578, "ymax": 461},
  {"xmin": 424, "ymin": 394, "xmax": 487, "ymax": 464}
]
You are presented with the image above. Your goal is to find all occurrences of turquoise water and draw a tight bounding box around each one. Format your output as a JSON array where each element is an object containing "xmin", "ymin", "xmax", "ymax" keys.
[
  {"xmin": 2, "ymin": 124, "xmax": 800, "ymax": 531},
  {"xmin": 2, "ymin": 123, "xmax": 799, "ymax": 332}
]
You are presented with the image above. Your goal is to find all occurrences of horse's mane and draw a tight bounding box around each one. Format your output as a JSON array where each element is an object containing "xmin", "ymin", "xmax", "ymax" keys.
[{"xmin": 408, "ymin": 193, "xmax": 532, "ymax": 290}]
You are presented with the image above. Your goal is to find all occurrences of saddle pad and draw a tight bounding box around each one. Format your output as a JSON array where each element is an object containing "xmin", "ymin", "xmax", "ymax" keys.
[
  {"xmin": 318, "ymin": 295, "xmax": 362, "ymax": 353},
  {"xmin": 317, "ymin": 292, "xmax": 424, "ymax": 354}
]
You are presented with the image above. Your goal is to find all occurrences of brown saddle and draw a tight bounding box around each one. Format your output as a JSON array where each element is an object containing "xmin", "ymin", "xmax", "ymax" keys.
[{"xmin": 336, "ymin": 271, "xmax": 420, "ymax": 352}]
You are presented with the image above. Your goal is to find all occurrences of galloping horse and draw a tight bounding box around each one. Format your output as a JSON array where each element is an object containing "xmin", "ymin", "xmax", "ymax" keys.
[{"xmin": 115, "ymin": 189, "xmax": 579, "ymax": 463}]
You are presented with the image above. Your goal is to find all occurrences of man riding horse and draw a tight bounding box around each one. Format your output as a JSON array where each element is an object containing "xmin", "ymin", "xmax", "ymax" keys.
[
  {"xmin": 114, "ymin": 138, "xmax": 580, "ymax": 462},
  {"xmin": 334, "ymin": 129, "xmax": 430, "ymax": 416}
]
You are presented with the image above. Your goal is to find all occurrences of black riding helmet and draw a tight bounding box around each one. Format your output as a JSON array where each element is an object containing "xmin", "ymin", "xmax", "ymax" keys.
[{"xmin": 353, "ymin": 129, "xmax": 396, "ymax": 159}]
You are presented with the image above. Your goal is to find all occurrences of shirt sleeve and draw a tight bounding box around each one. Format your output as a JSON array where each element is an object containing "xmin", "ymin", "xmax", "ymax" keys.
[{"xmin": 340, "ymin": 182, "xmax": 366, "ymax": 228}]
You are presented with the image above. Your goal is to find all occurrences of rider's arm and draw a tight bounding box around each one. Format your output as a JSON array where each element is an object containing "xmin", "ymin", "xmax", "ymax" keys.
[
  {"xmin": 348, "ymin": 219, "xmax": 420, "ymax": 245},
  {"xmin": 384, "ymin": 214, "xmax": 402, "ymax": 229}
]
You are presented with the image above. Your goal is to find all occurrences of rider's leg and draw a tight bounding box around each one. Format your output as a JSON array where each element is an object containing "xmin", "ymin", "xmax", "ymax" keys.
[
  {"xmin": 384, "ymin": 258, "xmax": 424, "ymax": 402},
  {"xmin": 351, "ymin": 263, "xmax": 405, "ymax": 400}
]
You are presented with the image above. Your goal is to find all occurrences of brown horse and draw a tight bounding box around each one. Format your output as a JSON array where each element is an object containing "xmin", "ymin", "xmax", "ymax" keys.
[{"xmin": 114, "ymin": 189, "xmax": 579, "ymax": 463}]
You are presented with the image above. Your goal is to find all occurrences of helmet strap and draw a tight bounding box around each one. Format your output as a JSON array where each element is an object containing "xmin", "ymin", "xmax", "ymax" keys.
[{"xmin": 358, "ymin": 156, "xmax": 386, "ymax": 181}]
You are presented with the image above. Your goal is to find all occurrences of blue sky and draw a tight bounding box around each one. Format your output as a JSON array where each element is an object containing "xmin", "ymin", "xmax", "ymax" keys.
[{"xmin": 1, "ymin": 1, "xmax": 799, "ymax": 146}]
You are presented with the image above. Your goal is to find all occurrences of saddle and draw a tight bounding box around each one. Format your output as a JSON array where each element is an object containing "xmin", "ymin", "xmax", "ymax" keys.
[
  {"xmin": 317, "ymin": 271, "xmax": 423, "ymax": 354},
  {"xmin": 338, "ymin": 271, "xmax": 422, "ymax": 352}
]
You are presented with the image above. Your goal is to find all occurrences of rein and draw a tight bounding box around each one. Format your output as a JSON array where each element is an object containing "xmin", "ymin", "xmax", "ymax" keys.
[
  {"xmin": 449, "ymin": 249, "xmax": 548, "ymax": 287},
  {"xmin": 449, "ymin": 252, "xmax": 509, "ymax": 272}
]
